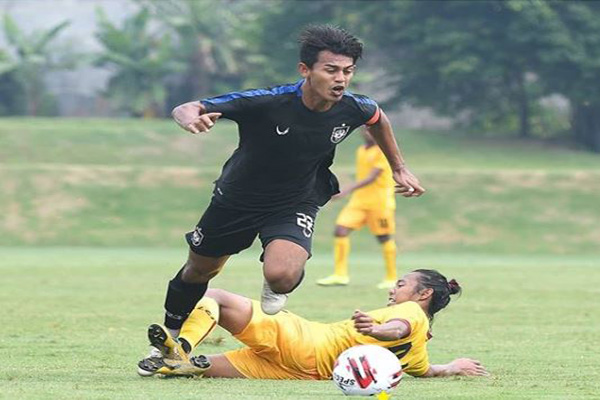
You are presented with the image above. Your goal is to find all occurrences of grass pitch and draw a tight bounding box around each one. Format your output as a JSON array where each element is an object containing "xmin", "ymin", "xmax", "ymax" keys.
[
  {"xmin": 1, "ymin": 248, "xmax": 599, "ymax": 399},
  {"xmin": 1, "ymin": 118, "xmax": 600, "ymax": 255},
  {"xmin": 1, "ymin": 118, "xmax": 600, "ymax": 398}
]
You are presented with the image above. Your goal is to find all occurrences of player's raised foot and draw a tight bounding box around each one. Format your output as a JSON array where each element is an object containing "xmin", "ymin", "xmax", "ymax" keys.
[
  {"xmin": 376, "ymin": 280, "xmax": 396, "ymax": 290},
  {"xmin": 156, "ymin": 355, "xmax": 211, "ymax": 378},
  {"xmin": 317, "ymin": 275, "xmax": 349, "ymax": 286},
  {"xmin": 260, "ymin": 281, "xmax": 288, "ymax": 315},
  {"xmin": 147, "ymin": 323, "xmax": 188, "ymax": 362}
]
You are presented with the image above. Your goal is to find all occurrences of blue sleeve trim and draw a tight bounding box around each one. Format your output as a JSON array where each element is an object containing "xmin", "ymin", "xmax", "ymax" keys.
[
  {"xmin": 202, "ymin": 80, "xmax": 303, "ymax": 105},
  {"xmin": 344, "ymin": 91, "xmax": 378, "ymax": 107}
]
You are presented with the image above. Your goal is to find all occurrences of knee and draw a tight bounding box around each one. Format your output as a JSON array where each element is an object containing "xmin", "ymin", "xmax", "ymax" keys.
[
  {"xmin": 182, "ymin": 259, "xmax": 222, "ymax": 283},
  {"xmin": 205, "ymin": 288, "xmax": 224, "ymax": 300},
  {"xmin": 264, "ymin": 267, "xmax": 302, "ymax": 293},
  {"xmin": 334, "ymin": 225, "xmax": 350, "ymax": 237},
  {"xmin": 376, "ymin": 235, "xmax": 391, "ymax": 244}
]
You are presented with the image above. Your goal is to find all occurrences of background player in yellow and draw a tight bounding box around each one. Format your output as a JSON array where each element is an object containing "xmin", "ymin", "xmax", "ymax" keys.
[
  {"xmin": 318, "ymin": 128, "xmax": 398, "ymax": 289},
  {"xmin": 138, "ymin": 269, "xmax": 488, "ymax": 380}
]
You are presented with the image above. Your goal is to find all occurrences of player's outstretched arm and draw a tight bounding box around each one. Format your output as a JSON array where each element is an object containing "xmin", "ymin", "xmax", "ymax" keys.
[
  {"xmin": 367, "ymin": 110, "xmax": 425, "ymax": 197},
  {"xmin": 352, "ymin": 310, "xmax": 410, "ymax": 341},
  {"xmin": 421, "ymin": 358, "xmax": 489, "ymax": 377},
  {"xmin": 172, "ymin": 101, "xmax": 221, "ymax": 134},
  {"xmin": 333, "ymin": 168, "xmax": 382, "ymax": 199}
]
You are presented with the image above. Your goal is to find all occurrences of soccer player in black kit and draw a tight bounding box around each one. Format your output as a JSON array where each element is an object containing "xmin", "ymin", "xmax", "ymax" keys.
[{"xmin": 142, "ymin": 25, "xmax": 425, "ymax": 365}]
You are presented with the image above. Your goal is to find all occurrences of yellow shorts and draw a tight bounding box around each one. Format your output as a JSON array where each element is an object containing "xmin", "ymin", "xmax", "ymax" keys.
[
  {"xmin": 336, "ymin": 205, "xmax": 396, "ymax": 236},
  {"xmin": 223, "ymin": 301, "xmax": 321, "ymax": 380}
]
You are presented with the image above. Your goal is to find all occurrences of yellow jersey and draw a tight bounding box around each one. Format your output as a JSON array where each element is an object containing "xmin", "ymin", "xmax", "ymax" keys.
[
  {"xmin": 311, "ymin": 301, "xmax": 430, "ymax": 378},
  {"xmin": 347, "ymin": 145, "xmax": 396, "ymax": 210}
]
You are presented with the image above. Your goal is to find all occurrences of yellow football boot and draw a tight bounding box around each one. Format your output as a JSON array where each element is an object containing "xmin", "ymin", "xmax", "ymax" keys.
[
  {"xmin": 376, "ymin": 280, "xmax": 396, "ymax": 290},
  {"xmin": 316, "ymin": 275, "xmax": 350, "ymax": 286},
  {"xmin": 147, "ymin": 324, "xmax": 188, "ymax": 362},
  {"xmin": 138, "ymin": 354, "xmax": 211, "ymax": 378},
  {"xmin": 156, "ymin": 355, "xmax": 211, "ymax": 377}
]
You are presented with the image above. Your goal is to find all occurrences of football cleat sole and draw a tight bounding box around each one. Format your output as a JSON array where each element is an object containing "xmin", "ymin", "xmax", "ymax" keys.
[
  {"xmin": 190, "ymin": 355, "xmax": 211, "ymax": 370},
  {"xmin": 137, "ymin": 356, "xmax": 166, "ymax": 377},
  {"xmin": 157, "ymin": 356, "xmax": 211, "ymax": 378}
]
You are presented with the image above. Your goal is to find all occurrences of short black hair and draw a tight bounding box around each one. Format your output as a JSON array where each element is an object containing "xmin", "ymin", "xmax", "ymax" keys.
[{"xmin": 298, "ymin": 25, "xmax": 363, "ymax": 68}]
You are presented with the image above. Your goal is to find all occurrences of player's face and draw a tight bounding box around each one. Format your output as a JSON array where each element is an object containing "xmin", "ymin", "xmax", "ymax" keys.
[
  {"xmin": 299, "ymin": 50, "xmax": 355, "ymax": 102},
  {"xmin": 387, "ymin": 273, "xmax": 423, "ymax": 306}
]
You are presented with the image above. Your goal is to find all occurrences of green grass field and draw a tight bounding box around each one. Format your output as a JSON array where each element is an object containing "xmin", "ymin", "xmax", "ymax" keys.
[
  {"xmin": 2, "ymin": 249, "xmax": 599, "ymax": 399},
  {"xmin": 1, "ymin": 118, "xmax": 600, "ymax": 399}
]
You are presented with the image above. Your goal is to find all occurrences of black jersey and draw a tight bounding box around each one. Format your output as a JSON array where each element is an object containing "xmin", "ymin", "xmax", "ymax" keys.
[{"xmin": 200, "ymin": 80, "xmax": 380, "ymax": 211}]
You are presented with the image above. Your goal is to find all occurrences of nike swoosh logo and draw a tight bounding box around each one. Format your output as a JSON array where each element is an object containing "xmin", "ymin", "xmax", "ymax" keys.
[{"xmin": 276, "ymin": 125, "xmax": 290, "ymax": 135}]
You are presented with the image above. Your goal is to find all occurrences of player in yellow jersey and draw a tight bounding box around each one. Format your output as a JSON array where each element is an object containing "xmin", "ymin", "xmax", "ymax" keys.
[
  {"xmin": 318, "ymin": 128, "xmax": 398, "ymax": 289},
  {"xmin": 138, "ymin": 269, "xmax": 488, "ymax": 379}
]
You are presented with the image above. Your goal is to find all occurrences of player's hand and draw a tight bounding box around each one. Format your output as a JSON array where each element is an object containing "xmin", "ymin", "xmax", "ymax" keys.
[
  {"xmin": 352, "ymin": 309, "xmax": 375, "ymax": 335},
  {"xmin": 393, "ymin": 166, "xmax": 425, "ymax": 198},
  {"xmin": 448, "ymin": 358, "xmax": 489, "ymax": 376},
  {"xmin": 180, "ymin": 112, "xmax": 222, "ymax": 134},
  {"xmin": 172, "ymin": 102, "xmax": 221, "ymax": 134}
]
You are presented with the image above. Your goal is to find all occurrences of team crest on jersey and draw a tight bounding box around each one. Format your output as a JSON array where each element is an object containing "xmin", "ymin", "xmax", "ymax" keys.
[
  {"xmin": 191, "ymin": 227, "xmax": 204, "ymax": 246},
  {"xmin": 330, "ymin": 124, "xmax": 350, "ymax": 143}
]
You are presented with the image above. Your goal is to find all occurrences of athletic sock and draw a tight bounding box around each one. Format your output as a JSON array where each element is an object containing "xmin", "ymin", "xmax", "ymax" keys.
[
  {"xmin": 164, "ymin": 267, "xmax": 208, "ymax": 331},
  {"xmin": 333, "ymin": 237, "xmax": 350, "ymax": 277},
  {"xmin": 167, "ymin": 328, "xmax": 181, "ymax": 339},
  {"xmin": 381, "ymin": 240, "xmax": 397, "ymax": 281},
  {"xmin": 178, "ymin": 297, "xmax": 220, "ymax": 351}
]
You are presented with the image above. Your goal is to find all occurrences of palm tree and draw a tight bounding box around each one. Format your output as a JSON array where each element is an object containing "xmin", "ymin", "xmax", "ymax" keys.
[
  {"xmin": 0, "ymin": 48, "xmax": 25, "ymax": 115},
  {"xmin": 138, "ymin": 0, "xmax": 252, "ymax": 104},
  {"xmin": 94, "ymin": 7, "xmax": 184, "ymax": 117},
  {"xmin": 0, "ymin": 14, "xmax": 71, "ymax": 115}
]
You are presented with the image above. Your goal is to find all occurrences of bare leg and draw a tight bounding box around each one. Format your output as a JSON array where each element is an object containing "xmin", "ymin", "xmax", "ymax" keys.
[
  {"xmin": 204, "ymin": 288, "xmax": 253, "ymax": 334},
  {"xmin": 163, "ymin": 250, "xmax": 229, "ymax": 334},
  {"xmin": 197, "ymin": 289, "xmax": 254, "ymax": 378},
  {"xmin": 182, "ymin": 249, "xmax": 229, "ymax": 283},
  {"xmin": 375, "ymin": 234, "xmax": 391, "ymax": 244},
  {"xmin": 334, "ymin": 225, "xmax": 353, "ymax": 238},
  {"xmin": 262, "ymin": 239, "xmax": 308, "ymax": 293},
  {"xmin": 204, "ymin": 355, "xmax": 246, "ymax": 378}
]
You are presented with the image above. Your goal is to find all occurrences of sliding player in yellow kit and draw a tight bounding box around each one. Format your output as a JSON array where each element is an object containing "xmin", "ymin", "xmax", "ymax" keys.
[
  {"xmin": 138, "ymin": 269, "xmax": 487, "ymax": 379},
  {"xmin": 318, "ymin": 128, "xmax": 398, "ymax": 289}
]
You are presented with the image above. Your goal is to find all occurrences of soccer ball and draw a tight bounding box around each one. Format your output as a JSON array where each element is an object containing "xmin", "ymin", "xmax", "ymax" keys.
[{"xmin": 332, "ymin": 345, "xmax": 403, "ymax": 396}]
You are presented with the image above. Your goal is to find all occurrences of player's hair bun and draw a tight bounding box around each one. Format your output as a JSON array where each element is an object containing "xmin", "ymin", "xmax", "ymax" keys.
[{"xmin": 447, "ymin": 279, "xmax": 461, "ymax": 295}]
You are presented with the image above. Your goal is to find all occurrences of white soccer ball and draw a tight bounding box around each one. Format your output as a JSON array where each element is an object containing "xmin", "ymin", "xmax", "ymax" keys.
[{"xmin": 332, "ymin": 345, "xmax": 403, "ymax": 396}]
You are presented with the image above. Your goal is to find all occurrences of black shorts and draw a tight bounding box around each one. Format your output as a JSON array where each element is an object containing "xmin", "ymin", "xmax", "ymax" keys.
[{"xmin": 185, "ymin": 200, "xmax": 319, "ymax": 259}]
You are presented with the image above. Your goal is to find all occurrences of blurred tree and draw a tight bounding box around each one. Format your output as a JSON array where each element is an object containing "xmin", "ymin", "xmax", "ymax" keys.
[
  {"xmin": 352, "ymin": 0, "xmax": 561, "ymax": 139},
  {"xmin": 538, "ymin": 1, "xmax": 600, "ymax": 152},
  {"xmin": 241, "ymin": 0, "xmax": 376, "ymax": 88},
  {"xmin": 137, "ymin": 0, "xmax": 374, "ymax": 101},
  {"xmin": 0, "ymin": 49, "xmax": 25, "ymax": 115},
  {"xmin": 241, "ymin": 0, "xmax": 339, "ymax": 87},
  {"xmin": 0, "ymin": 14, "xmax": 72, "ymax": 116},
  {"xmin": 137, "ymin": 0, "xmax": 257, "ymax": 106},
  {"xmin": 94, "ymin": 7, "xmax": 184, "ymax": 117}
]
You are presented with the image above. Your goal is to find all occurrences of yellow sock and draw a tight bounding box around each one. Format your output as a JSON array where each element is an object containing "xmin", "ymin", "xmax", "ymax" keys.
[
  {"xmin": 178, "ymin": 297, "xmax": 220, "ymax": 351},
  {"xmin": 334, "ymin": 237, "xmax": 350, "ymax": 277},
  {"xmin": 382, "ymin": 240, "xmax": 397, "ymax": 281}
]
